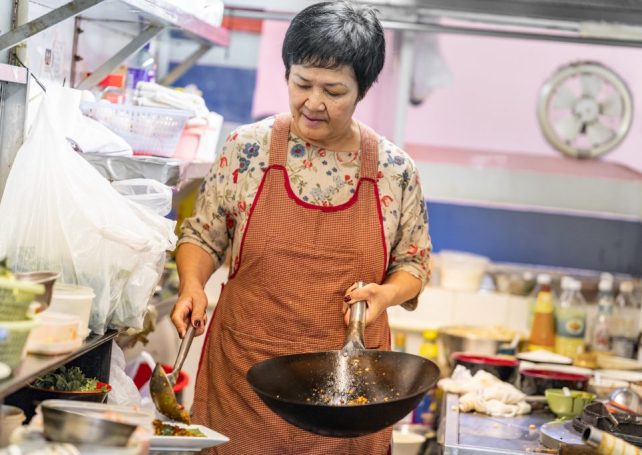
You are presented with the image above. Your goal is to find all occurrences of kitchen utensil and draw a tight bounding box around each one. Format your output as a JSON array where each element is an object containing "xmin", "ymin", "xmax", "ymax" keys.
[
  {"xmin": 583, "ymin": 425, "xmax": 642, "ymax": 455},
  {"xmin": 519, "ymin": 369, "xmax": 590, "ymax": 396},
  {"xmin": 610, "ymin": 388, "xmax": 642, "ymax": 415},
  {"xmin": 150, "ymin": 324, "xmax": 195, "ymax": 424},
  {"xmin": 15, "ymin": 271, "xmax": 59, "ymax": 312},
  {"xmin": 246, "ymin": 283, "xmax": 440, "ymax": 437},
  {"xmin": 41, "ymin": 402, "xmax": 136, "ymax": 446},
  {"xmin": 545, "ymin": 388, "xmax": 596, "ymax": 419},
  {"xmin": 452, "ymin": 352, "xmax": 519, "ymax": 383}
]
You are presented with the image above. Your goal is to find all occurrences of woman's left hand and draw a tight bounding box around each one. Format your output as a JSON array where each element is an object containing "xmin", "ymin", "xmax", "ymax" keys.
[{"xmin": 342, "ymin": 282, "xmax": 396, "ymax": 326}]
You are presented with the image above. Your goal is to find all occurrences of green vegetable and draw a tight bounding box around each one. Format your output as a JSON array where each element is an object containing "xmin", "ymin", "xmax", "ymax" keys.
[{"xmin": 33, "ymin": 366, "xmax": 109, "ymax": 392}]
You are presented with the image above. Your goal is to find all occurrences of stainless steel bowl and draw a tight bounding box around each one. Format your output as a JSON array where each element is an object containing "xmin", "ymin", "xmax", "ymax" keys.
[
  {"xmin": 15, "ymin": 271, "xmax": 59, "ymax": 311},
  {"xmin": 42, "ymin": 402, "xmax": 136, "ymax": 446}
]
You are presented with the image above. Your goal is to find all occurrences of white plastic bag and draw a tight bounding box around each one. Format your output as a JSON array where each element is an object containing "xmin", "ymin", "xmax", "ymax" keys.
[
  {"xmin": 112, "ymin": 179, "xmax": 173, "ymax": 216},
  {"xmin": 73, "ymin": 114, "xmax": 134, "ymax": 156},
  {"xmin": 0, "ymin": 87, "xmax": 177, "ymax": 334},
  {"xmin": 108, "ymin": 341, "xmax": 142, "ymax": 407}
]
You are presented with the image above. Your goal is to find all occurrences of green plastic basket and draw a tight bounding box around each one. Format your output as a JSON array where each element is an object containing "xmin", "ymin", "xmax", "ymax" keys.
[
  {"xmin": 0, "ymin": 278, "xmax": 44, "ymax": 321},
  {"xmin": 0, "ymin": 319, "xmax": 39, "ymax": 368}
]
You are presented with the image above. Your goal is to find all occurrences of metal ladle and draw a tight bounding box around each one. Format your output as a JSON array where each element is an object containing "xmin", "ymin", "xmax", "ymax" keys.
[{"xmin": 150, "ymin": 325, "xmax": 195, "ymax": 424}]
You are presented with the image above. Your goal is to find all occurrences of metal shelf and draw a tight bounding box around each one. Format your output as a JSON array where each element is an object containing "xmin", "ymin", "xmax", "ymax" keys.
[
  {"xmin": 81, "ymin": 154, "xmax": 213, "ymax": 187},
  {"xmin": 0, "ymin": 330, "xmax": 119, "ymax": 399},
  {"xmin": 82, "ymin": 0, "xmax": 229, "ymax": 47},
  {"xmin": 0, "ymin": 0, "xmax": 229, "ymax": 54}
]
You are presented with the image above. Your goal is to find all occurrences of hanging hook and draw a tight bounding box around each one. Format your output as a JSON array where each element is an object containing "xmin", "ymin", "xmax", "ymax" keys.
[{"xmin": 13, "ymin": 55, "xmax": 47, "ymax": 93}]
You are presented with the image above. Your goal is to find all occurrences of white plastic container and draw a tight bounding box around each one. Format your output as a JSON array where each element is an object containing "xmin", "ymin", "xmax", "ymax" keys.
[
  {"xmin": 49, "ymin": 284, "xmax": 95, "ymax": 332},
  {"xmin": 392, "ymin": 430, "xmax": 426, "ymax": 455},
  {"xmin": 439, "ymin": 250, "xmax": 490, "ymax": 292},
  {"xmin": 26, "ymin": 312, "xmax": 84, "ymax": 355},
  {"xmin": 1, "ymin": 405, "xmax": 26, "ymax": 447}
]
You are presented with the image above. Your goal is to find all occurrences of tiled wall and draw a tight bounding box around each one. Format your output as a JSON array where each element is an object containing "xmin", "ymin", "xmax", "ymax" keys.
[{"xmin": 388, "ymin": 287, "xmax": 530, "ymax": 355}]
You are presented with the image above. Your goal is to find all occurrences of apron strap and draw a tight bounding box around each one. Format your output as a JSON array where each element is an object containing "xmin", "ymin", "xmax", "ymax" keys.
[
  {"xmin": 268, "ymin": 113, "xmax": 292, "ymax": 167},
  {"xmin": 358, "ymin": 122, "xmax": 380, "ymax": 180},
  {"xmin": 268, "ymin": 113, "xmax": 380, "ymax": 181}
]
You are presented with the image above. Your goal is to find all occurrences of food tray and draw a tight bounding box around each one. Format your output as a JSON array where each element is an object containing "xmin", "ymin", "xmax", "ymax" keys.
[{"xmin": 80, "ymin": 102, "xmax": 191, "ymax": 157}]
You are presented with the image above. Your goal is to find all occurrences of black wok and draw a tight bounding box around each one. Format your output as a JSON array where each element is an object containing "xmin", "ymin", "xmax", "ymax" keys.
[{"xmin": 246, "ymin": 284, "xmax": 440, "ymax": 437}]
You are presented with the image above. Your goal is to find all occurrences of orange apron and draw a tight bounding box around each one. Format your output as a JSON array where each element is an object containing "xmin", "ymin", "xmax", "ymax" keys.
[{"xmin": 192, "ymin": 113, "xmax": 391, "ymax": 455}]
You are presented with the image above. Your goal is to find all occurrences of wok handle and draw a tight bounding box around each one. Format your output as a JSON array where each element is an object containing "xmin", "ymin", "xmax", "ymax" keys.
[
  {"xmin": 170, "ymin": 324, "xmax": 195, "ymax": 381},
  {"xmin": 343, "ymin": 281, "xmax": 366, "ymax": 352}
]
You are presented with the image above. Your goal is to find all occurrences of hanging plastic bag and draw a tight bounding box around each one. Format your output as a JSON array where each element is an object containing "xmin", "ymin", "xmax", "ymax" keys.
[
  {"xmin": 0, "ymin": 86, "xmax": 177, "ymax": 334},
  {"xmin": 112, "ymin": 179, "xmax": 173, "ymax": 216}
]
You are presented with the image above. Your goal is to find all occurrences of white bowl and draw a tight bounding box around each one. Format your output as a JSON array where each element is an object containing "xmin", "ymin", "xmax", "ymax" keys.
[
  {"xmin": 439, "ymin": 251, "xmax": 489, "ymax": 292},
  {"xmin": 393, "ymin": 430, "xmax": 426, "ymax": 455}
]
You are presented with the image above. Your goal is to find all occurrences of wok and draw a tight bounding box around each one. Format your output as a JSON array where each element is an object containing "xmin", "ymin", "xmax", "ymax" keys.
[{"xmin": 246, "ymin": 283, "xmax": 440, "ymax": 437}]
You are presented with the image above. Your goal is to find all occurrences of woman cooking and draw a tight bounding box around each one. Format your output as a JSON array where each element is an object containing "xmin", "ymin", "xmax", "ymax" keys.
[{"xmin": 171, "ymin": 1, "xmax": 431, "ymax": 453}]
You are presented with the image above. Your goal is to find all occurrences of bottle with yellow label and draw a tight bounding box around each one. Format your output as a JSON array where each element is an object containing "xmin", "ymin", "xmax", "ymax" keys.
[
  {"xmin": 555, "ymin": 278, "xmax": 586, "ymax": 358},
  {"xmin": 529, "ymin": 274, "xmax": 556, "ymax": 352}
]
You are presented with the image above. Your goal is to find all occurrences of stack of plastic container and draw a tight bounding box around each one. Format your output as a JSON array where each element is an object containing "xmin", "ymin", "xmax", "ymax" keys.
[{"xmin": 0, "ymin": 270, "xmax": 44, "ymax": 371}]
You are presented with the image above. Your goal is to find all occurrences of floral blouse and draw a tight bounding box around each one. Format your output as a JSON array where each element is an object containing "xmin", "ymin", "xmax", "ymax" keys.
[{"xmin": 179, "ymin": 116, "xmax": 431, "ymax": 307}]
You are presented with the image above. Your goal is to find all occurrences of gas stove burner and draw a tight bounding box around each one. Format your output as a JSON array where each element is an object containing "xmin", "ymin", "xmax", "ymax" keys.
[{"xmin": 572, "ymin": 402, "xmax": 642, "ymax": 447}]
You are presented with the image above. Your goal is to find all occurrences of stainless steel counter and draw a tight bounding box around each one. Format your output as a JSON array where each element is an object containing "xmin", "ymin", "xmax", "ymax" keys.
[{"xmin": 439, "ymin": 394, "xmax": 557, "ymax": 454}]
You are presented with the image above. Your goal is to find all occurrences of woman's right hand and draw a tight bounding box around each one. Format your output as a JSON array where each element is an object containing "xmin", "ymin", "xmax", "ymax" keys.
[{"xmin": 171, "ymin": 285, "xmax": 209, "ymax": 338}]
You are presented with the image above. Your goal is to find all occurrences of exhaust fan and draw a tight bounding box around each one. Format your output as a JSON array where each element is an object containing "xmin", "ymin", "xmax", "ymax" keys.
[{"xmin": 537, "ymin": 62, "xmax": 633, "ymax": 159}]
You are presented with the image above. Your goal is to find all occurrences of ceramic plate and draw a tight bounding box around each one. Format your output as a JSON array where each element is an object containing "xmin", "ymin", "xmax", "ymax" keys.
[
  {"xmin": 595, "ymin": 369, "xmax": 642, "ymax": 383},
  {"xmin": 596, "ymin": 354, "xmax": 642, "ymax": 371},
  {"xmin": 519, "ymin": 361, "xmax": 593, "ymax": 377},
  {"xmin": 516, "ymin": 350, "xmax": 572, "ymax": 365},
  {"xmin": 150, "ymin": 424, "xmax": 229, "ymax": 452}
]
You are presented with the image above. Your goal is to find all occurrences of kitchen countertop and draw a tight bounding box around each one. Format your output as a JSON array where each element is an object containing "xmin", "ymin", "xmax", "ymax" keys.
[{"xmin": 439, "ymin": 393, "xmax": 562, "ymax": 454}]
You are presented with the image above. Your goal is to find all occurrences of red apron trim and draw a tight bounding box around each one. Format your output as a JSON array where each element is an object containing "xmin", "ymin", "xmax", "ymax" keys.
[
  {"xmin": 228, "ymin": 165, "xmax": 271, "ymax": 280},
  {"xmin": 372, "ymin": 182, "xmax": 389, "ymax": 282}
]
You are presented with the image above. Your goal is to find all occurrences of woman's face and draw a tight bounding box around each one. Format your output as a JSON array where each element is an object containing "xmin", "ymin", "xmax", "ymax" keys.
[{"xmin": 287, "ymin": 64, "xmax": 360, "ymax": 149}]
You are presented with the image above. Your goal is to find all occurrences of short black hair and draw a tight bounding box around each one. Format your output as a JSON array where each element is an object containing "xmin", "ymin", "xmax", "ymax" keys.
[{"xmin": 282, "ymin": 1, "xmax": 385, "ymax": 101}]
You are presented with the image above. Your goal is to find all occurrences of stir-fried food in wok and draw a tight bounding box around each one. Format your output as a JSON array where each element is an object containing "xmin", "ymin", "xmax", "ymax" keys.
[{"xmin": 306, "ymin": 356, "xmax": 399, "ymax": 406}]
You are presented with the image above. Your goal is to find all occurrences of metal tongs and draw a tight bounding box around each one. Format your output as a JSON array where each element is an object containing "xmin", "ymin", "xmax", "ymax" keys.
[{"xmin": 150, "ymin": 325, "xmax": 195, "ymax": 424}]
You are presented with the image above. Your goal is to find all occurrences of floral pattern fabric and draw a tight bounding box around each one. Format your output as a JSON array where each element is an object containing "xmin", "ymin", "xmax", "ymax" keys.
[{"xmin": 179, "ymin": 116, "xmax": 431, "ymax": 298}]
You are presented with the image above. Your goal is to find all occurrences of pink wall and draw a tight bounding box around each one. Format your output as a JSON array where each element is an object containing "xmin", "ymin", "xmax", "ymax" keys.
[
  {"xmin": 407, "ymin": 34, "xmax": 642, "ymax": 172},
  {"xmin": 253, "ymin": 21, "xmax": 642, "ymax": 173}
]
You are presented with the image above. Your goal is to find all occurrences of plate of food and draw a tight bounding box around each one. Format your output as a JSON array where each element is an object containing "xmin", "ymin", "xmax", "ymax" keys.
[{"xmin": 150, "ymin": 419, "xmax": 229, "ymax": 452}]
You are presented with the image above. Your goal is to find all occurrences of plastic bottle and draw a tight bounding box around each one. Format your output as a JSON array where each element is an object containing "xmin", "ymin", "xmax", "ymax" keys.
[
  {"xmin": 610, "ymin": 281, "xmax": 639, "ymax": 358},
  {"xmin": 555, "ymin": 278, "xmax": 587, "ymax": 358},
  {"xmin": 126, "ymin": 43, "xmax": 157, "ymax": 102},
  {"xmin": 393, "ymin": 331, "xmax": 406, "ymax": 353},
  {"xmin": 412, "ymin": 329, "xmax": 439, "ymax": 428},
  {"xmin": 591, "ymin": 277, "xmax": 614, "ymax": 352},
  {"xmin": 528, "ymin": 274, "xmax": 556, "ymax": 352}
]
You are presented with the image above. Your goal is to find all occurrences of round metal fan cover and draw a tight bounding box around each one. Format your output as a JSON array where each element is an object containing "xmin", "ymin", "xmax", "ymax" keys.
[{"xmin": 537, "ymin": 62, "xmax": 633, "ymax": 159}]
